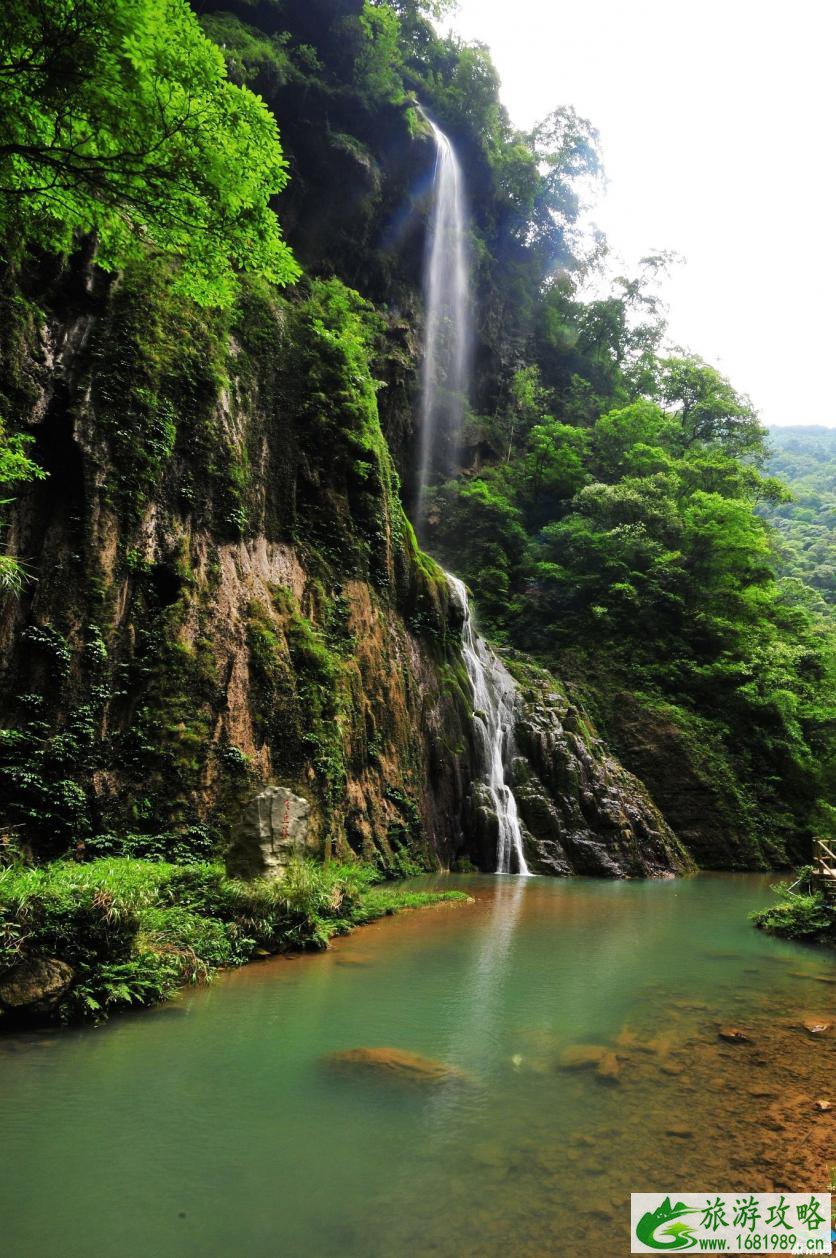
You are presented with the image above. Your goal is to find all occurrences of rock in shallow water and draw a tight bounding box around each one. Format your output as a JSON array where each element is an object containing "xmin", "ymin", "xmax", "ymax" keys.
[
  {"xmin": 718, "ymin": 1027, "xmax": 752, "ymax": 1044},
  {"xmin": 323, "ymin": 1046, "xmax": 468, "ymax": 1086},
  {"xmin": 558, "ymin": 1043, "xmax": 621, "ymax": 1083}
]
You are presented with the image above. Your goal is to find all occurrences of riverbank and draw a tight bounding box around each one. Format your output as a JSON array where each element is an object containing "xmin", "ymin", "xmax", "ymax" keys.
[{"xmin": 0, "ymin": 858, "xmax": 468, "ymax": 1025}]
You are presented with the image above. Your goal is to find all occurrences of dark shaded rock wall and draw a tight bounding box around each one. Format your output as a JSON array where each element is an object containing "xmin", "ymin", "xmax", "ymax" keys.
[{"xmin": 510, "ymin": 665, "xmax": 692, "ymax": 878}]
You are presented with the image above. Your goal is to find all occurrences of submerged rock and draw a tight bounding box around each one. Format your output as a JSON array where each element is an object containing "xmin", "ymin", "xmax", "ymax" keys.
[
  {"xmin": 324, "ymin": 1046, "xmax": 468, "ymax": 1086},
  {"xmin": 801, "ymin": 1020, "xmax": 831, "ymax": 1036},
  {"xmin": 558, "ymin": 1043, "xmax": 621, "ymax": 1082},
  {"xmin": 0, "ymin": 958, "xmax": 75, "ymax": 1013},
  {"xmin": 596, "ymin": 1052, "xmax": 621, "ymax": 1084},
  {"xmin": 719, "ymin": 1027, "xmax": 752, "ymax": 1044},
  {"xmin": 558, "ymin": 1043, "xmax": 611, "ymax": 1069}
]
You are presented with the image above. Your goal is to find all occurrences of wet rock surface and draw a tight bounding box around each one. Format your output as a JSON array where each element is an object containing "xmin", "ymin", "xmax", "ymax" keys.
[
  {"xmin": 718, "ymin": 1026, "xmax": 752, "ymax": 1043},
  {"xmin": 801, "ymin": 1020, "xmax": 831, "ymax": 1036},
  {"xmin": 508, "ymin": 665, "xmax": 692, "ymax": 878}
]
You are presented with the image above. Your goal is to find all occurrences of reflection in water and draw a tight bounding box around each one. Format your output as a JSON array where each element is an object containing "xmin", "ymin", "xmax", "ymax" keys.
[
  {"xmin": 1, "ymin": 874, "xmax": 834, "ymax": 1258},
  {"xmin": 446, "ymin": 876, "xmax": 528, "ymax": 1068},
  {"xmin": 422, "ymin": 878, "xmax": 528, "ymax": 1139}
]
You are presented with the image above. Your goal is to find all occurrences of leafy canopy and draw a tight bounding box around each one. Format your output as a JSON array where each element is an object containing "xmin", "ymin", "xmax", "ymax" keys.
[{"xmin": 0, "ymin": 0, "xmax": 300, "ymax": 305}]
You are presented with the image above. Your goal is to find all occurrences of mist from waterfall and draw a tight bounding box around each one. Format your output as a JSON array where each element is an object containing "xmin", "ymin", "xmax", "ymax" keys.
[
  {"xmin": 448, "ymin": 575, "xmax": 530, "ymax": 877},
  {"xmin": 416, "ymin": 108, "xmax": 470, "ymax": 522}
]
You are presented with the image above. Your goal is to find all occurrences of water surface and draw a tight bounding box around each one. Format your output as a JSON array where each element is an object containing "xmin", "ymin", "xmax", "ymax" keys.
[{"xmin": 2, "ymin": 874, "xmax": 834, "ymax": 1256}]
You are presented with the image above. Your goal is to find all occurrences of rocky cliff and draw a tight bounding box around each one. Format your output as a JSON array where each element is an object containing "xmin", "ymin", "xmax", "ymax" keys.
[
  {"xmin": 0, "ymin": 261, "xmax": 470, "ymax": 872},
  {"xmin": 0, "ymin": 258, "xmax": 687, "ymax": 879},
  {"xmin": 463, "ymin": 654, "xmax": 691, "ymax": 877}
]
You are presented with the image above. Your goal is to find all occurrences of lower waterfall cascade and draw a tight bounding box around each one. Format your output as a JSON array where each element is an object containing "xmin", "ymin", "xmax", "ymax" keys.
[{"xmin": 447, "ymin": 574, "xmax": 530, "ymax": 876}]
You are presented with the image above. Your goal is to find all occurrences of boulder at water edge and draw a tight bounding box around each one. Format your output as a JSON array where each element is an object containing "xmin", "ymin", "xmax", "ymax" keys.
[{"xmin": 0, "ymin": 958, "xmax": 75, "ymax": 1013}]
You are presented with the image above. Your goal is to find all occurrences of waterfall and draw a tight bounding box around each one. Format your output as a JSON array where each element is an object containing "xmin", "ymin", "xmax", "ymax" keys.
[
  {"xmin": 416, "ymin": 109, "xmax": 470, "ymax": 521},
  {"xmin": 414, "ymin": 113, "xmax": 526, "ymax": 875},
  {"xmin": 447, "ymin": 575, "xmax": 530, "ymax": 876}
]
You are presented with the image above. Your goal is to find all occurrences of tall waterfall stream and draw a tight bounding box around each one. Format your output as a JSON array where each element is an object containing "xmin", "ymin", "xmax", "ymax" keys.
[
  {"xmin": 415, "ymin": 107, "xmax": 470, "ymax": 522},
  {"xmin": 417, "ymin": 110, "xmax": 529, "ymax": 876}
]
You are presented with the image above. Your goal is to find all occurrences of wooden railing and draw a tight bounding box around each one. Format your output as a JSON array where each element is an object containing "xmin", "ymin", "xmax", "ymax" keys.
[{"xmin": 813, "ymin": 838, "xmax": 836, "ymax": 902}]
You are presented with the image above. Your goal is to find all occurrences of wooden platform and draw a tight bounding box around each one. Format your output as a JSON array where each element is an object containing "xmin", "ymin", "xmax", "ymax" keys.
[{"xmin": 813, "ymin": 838, "xmax": 836, "ymax": 904}]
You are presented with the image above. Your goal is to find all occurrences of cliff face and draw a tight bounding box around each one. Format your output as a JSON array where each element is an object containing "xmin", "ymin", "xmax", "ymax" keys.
[
  {"xmin": 510, "ymin": 663, "xmax": 691, "ymax": 877},
  {"xmin": 600, "ymin": 691, "xmax": 790, "ymax": 871},
  {"xmin": 0, "ymin": 262, "xmax": 473, "ymax": 872},
  {"xmin": 0, "ymin": 260, "xmax": 688, "ymax": 879}
]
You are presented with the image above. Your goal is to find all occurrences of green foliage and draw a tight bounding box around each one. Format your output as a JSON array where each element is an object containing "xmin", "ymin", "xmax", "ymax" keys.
[
  {"xmin": 657, "ymin": 355, "xmax": 764, "ymax": 457},
  {"xmin": 84, "ymin": 826, "xmax": 216, "ymax": 864},
  {"xmin": 285, "ymin": 277, "xmax": 408, "ymax": 583},
  {"xmin": 120, "ymin": 622, "xmax": 217, "ymax": 829},
  {"xmin": 0, "ymin": 623, "xmax": 111, "ymax": 851},
  {"xmin": 751, "ymin": 877, "xmax": 836, "ymax": 944},
  {"xmin": 762, "ymin": 426, "xmax": 835, "ymax": 611},
  {"xmin": 0, "ymin": 414, "xmax": 47, "ymax": 594},
  {"xmin": 0, "ymin": 857, "xmax": 465, "ymax": 1021},
  {"xmin": 0, "ymin": 0, "xmax": 299, "ymax": 305},
  {"xmin": 342, "ymin": 4, "xmax": 405, "ymax": 105},
  {"xmin": 198, "ymin": 13, "xmax": 292, "ymax": 93},
  {"xmin": 381, "ymin": 785, "xmax": 429, "ymax": 877},
  {"xmin": 427, "ymin": 336, "xmax": 834, "ymax": 861},
  {"xmin": 87, "ymin": 260, "xmax": 233, "ymax": 522},
  {"xmin": 0, "ymin": 417, "xmax": 44, "ymax": 489}
]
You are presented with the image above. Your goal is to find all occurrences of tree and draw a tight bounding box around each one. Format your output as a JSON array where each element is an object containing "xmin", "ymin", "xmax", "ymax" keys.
[
  {"xmin": 373, "ymin": 0, "xmax": 457, "ymax": 18},
  {"xmin": 592, "ymin": 401, "xmax": 679, "ymax": 481},
  {"xmin": 657, "ymin": 355, "xmax": 764, "ymax": 458},
  {"xmin": 529, "ymin": 106, "xmax": 602, "ymax": 223},
  {"xmin": 0, "ymin": 0, "xmax": 300, "ymax": 305}
]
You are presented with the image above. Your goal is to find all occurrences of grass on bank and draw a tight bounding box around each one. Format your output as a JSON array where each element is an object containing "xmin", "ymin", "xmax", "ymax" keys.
[
  {"xmin": 0, "ymin": 858, "xmax": 468, "ymax": 1023},
  {"xmin": 750, "ymin": 870, "xmax": 836, "ymax": 945}
]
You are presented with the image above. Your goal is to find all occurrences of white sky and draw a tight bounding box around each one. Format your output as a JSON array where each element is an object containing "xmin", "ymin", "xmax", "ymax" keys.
[{"xmin": 447, "ymin": 0, "xmax": 836, "ymax": 426}]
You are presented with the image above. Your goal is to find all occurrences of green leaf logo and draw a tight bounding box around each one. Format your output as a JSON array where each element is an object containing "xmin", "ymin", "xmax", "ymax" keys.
[{"xmin": 635, "ymin": 1198, "xmax": 700, "ymax": 1250}]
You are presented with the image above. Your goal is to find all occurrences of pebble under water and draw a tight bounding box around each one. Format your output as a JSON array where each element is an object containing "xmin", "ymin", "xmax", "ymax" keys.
[{"xmin": 2, "ymin": 873, "xmax": 834, "ymax": 1257}]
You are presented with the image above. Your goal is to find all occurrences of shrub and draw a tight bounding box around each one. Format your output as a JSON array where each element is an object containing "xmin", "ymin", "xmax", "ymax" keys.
[{"xmin": 750, "ymin": 875, "xmax": 836, "ymax": 944}]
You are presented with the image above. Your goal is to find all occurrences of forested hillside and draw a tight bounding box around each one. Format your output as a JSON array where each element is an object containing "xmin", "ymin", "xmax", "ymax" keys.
[
  {"xmin": 0, "ymin": 0, "xmax": 833, "ymax": 955},
  {"xmin": 763, "ymin": 425, "xmax": 835, "ymax": 610}
]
